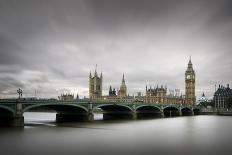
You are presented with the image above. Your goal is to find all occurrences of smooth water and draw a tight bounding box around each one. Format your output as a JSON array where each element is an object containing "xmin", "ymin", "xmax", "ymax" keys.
[{"xmin": 0, "ymin": 113, "xmax": 232, "ymax": 155}]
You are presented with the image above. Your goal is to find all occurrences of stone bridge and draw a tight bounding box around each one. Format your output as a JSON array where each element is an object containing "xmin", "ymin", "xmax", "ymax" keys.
[{"xmin": 0, "ymin": 99, "xmax": 201, "ymax": 127}]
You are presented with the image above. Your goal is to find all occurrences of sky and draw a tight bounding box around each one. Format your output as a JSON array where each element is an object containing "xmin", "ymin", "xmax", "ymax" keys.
[{"xmin": 0, "ymin": 0, "xmax": 232, "ymax": 99}]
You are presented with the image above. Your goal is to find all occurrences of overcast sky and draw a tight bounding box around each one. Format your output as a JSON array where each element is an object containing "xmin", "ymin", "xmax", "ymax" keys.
[{"xmin": 0, "ymin": 0, "xmax": 232, "ymax": 99}]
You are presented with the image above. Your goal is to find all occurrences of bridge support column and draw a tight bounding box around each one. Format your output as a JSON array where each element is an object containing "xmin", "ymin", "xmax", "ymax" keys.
[
  {"xmin": 132, "ymin": 104, "xmax": 137, "ymax": 120},
  {"xmin": 87, "ymin": 103, "xmax": 94, "ymax": 121},
  {"xmin": 12, "ymin": 101, "xmax": 24, "ymax": 127},
  {"xmin": 161, "ymin": 106, "xmax": 164, "ymax": 117},
  {"xmin": 12, "ymin": 115, "xmax": 24, "ymax": 127},
  {"xmin": 191, "ymin": 108, "xmax": 194, "ymax": 116},
  {"xmin": 179, "ymin": 107, "xmax": 182, "ymax": 116},
  {"xmin": 87, "ymin": 112, "xmax": 94, "ymax": 122},
  {"xmin": 132, "ymin": 112, "xmax": 137, "ymax": 120}
]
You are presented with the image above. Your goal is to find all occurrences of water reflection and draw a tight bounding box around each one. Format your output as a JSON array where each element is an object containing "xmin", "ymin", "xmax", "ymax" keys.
[{"xmin": 1, "ymin": 112, "xmax": 232, "ymax": 155}]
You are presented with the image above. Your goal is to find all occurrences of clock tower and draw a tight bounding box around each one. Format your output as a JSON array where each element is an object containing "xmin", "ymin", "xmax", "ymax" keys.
[{"xmin": 185, "ymin": 58, "xmax": 196, "ymax": 105}]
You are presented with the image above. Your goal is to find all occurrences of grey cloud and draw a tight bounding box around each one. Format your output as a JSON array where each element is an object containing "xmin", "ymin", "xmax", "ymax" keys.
[
  {"xmin": 0, "ymin": 0, "xmax": 232, "ymax": 99},
  {"xmin": 0, "ymin": 76, "xmax": 24, "ymax": 94}
]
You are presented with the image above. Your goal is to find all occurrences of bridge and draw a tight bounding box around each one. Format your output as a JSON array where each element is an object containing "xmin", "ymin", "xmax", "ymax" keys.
[{"xmin": 0, "ymin": 99, "xmax": 200, "ymax": 127}]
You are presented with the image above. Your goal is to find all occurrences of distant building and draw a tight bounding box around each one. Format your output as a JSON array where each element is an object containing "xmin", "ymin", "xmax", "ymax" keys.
[
  {"xmin": 109, "ymin": 85, "xmax": 117, "ymax": 96},
  {"xmin": 145, "ymin": 85, "xmax": 184, "ymax": 104},
  {"xmin": 89, "ymin": 68, "xmax": 102, "ymax": 100},
  {"xmin": 199, "ymin": 92, "xmax": 207, "ymax": 103},
  {"xmin": 118, "ymin": 74, "xmax": 127, "ymax": 98},
  {"xmin": 58, "ymin": 93, "xmax": 74, "ymax": 101},
  {"xmin": 214, "ymin": 84, "xmax": 232, "ymax": 109},
  {"xmin": 145, "ymin": 85, "xmax": 167, "ymax": 103},
  {"xmin": 88, "ymin": 58, "xmax": 196, "ymax": 105},
  {"xmin": 185, "ymin": 58, "xmax": 196, "ymax": 106}
]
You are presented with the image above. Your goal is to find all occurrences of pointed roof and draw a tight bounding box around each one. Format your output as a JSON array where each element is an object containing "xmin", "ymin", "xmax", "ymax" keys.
[
  {"xmin": 94, "ymin": 64, "xmax": 98, "ymax": 77},
  {"xmin": 109, "ymin": 85, "xmax": 112, "ymax": 92},
  {"xmin": 186, "ymin": 57, "xmax": 194, "ymax": 72},
  {"xmin": 188, "ymin": 56, "xmax": 192, "ymax": 65},
  {"xmin": 202, "ymin": 92, "xmax": 205, "ymax": 97},
  {"xmin": 122, "ymin": 73, "xmax": 125, "ymax": 83}
]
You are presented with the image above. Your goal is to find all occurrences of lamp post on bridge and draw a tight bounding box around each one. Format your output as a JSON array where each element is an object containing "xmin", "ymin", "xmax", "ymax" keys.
[{"xmin": 17, "ymin": 88, "xmax": 23, "ymax": 100}]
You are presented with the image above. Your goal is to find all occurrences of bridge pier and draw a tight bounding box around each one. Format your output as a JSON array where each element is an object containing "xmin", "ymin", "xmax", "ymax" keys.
[
  {"xmin": 12, "ymin": 115, "xmax": 24, "ymax": 127},
  {"xmin": 87, "ymin": 112, "xmax": 94, "ymax": 122},
  {"xmin": 12, "ymin": 101, "xmax": 24, "ymax": 127},
  {"xmin": 161, "ymin": 107, "xmax": 164, "ymax": 117},
  {"xmin": 132, "ymin": 112, "xmax": 137, "ymax": 120},
  {"xmin": 191, "ymin": 108, "xmax": 194, "ymax": 116},
  {"xmin": 179, "ymin": 107, "xmax": 182, "ymax": 116}
]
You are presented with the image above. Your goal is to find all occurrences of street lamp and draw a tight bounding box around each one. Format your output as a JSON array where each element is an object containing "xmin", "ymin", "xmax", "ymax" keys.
[{"xmin": 17, "ymin": 88, "xmax": 23, "ymax": 99}]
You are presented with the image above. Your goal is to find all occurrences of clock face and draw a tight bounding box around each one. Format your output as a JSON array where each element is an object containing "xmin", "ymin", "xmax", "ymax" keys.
[{"xmin": 186, "ymin": 75, "xmax": 191, "ymax": 79}]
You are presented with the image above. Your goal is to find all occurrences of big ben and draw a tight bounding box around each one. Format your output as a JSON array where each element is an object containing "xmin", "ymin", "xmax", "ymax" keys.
[{"xmin": 185, "ymin": 58, "xmax": 196, "ymax": 106}]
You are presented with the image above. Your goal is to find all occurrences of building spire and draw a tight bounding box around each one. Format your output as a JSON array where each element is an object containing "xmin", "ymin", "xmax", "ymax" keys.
[
  {"xmin": 94, "ymin": 64, "xmax": 98, "ymax": 77},
  {"xmin": 122, "ymin": 73, "xmax": 125, "ymax": 83},
  {"xmin": 202, "ymin": 92, "xmax": 205, "ymax": 97},
  {"xmin": 188, "ymin": 56, "xmax": 192, "ymax": 65}
]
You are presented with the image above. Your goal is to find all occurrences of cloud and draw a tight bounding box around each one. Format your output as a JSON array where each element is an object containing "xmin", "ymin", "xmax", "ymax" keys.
[{"xmin": 0, "ymin": 0, "xmax": 232, "ymax": 99}]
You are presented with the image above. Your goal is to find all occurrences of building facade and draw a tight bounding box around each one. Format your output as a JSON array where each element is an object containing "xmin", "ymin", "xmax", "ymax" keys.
[
  {"xmin": 185, "ymin": 58, "xmax": 196, "ymax": 105},
  {"xmin": 58, "ymin": 93, "xmax": 74, "ymax": 101},
  {"xmin": 89, "ymin": 59, "xmax": 196, "ymax": 105},
  {"xmin": 214, "ymin": 84, "xmax": 232, "ymax": 109},
  {"xmin": 89, "ymin": 69, "xmax": 102, "ymax": 100},
  {"xmin": 118, "ymin": 74, "xmax": 127, "ymax": 98},
  {"xmin": 145, "ymin": 85, "xmax": 167, "ymax": 103}
]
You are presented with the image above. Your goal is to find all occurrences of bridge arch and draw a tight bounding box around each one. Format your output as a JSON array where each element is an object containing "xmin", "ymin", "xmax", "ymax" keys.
[
  {"xmin": 181, "ymin": 107, "xmax": 192, "ymax": 116},
  {"xmin": 163, "ymin": 106, "xmax": 179, "ymax": 117},
  {"xmin": 0, "ymin": 105, "xmax": 15, "ymax": 126},
  {"xmin": 135, "ymin": 105, "xmax": 161, "ymax": 111},
  {"xmin": 0, "ymin": 105, "xmax": 15, "ymax": 115},
  {"xmin": 93, "ymin": 104, "xmax": 133, "ymax": 120},
  {"xmin": 193, "ymin": 108, "xmax": 201, "ymax": 115},
  {"xmin": 93, "ymin": 104, "xmax": 132, "ymax": 112},
  {"xmin": 23, "ymin": 103, "xmax": 89, "ymax": 122},
  {"xmin": 23, "ymin": 103, "xmax": 88, "ymax": 113},
  {"xmin": 136, "ymin": 105, "xmax": 162, "ymax": 118}
]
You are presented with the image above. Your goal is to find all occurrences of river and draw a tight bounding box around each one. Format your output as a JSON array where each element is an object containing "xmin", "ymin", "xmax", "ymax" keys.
[{"xmin": 0, "ymin": 113, "xmax": 232, "ymax": 155}]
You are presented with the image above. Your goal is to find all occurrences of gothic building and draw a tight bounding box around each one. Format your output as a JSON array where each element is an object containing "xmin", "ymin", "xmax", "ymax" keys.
[
  {"xmin": 58, "ymin": 93, "xmax": 74, "ymax": 101},
  {"xmin": 118, "ymin": 74, "xmax": 127, "ymax": 98},
  {"xmin": 185, "ymin": 58, "xmax": 196, "ymax": 105},
  {"xmin": 88, "ymin": 59, "xmax": 196, "ymax": 104},
  {"xmin": 144, "ymin": 58, "xmax": 195, "ymax": 105},
  {"xmin": 109, "ymin": 85, "xmax": 117, "ymax": 96},
  {"xmin": 214, "ymin": 84, "xmax": 232, "ymax": 109},
  {"xmin": 145, "ymin": 85, "xmax": 167, "ymax": 103},
  {"xmin": 89, "ymin": 69, "xmax": 102, "ymax": 100}
]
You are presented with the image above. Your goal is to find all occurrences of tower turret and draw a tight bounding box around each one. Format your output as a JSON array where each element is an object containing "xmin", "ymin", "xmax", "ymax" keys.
[
  {"xmin": 185, "ymin": 57, "xmax": 196, "ymax": 105},
  {"xmin": 118, "ymin": 74, "xmax": 127, "ymax": 98},
  {"xmin": 89, "ymin": 67, "xmax": 102, "ymax": 100}
]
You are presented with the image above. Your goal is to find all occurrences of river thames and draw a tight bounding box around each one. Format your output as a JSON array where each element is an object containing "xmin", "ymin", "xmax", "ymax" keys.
[{"xmin": 0, "ymin": 113, "xmax": 232, "ymax": 155}]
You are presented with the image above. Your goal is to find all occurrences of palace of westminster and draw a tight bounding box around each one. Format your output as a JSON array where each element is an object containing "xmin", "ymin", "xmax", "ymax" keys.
[
  {"xmin": 88, "ymin": 58, "xmax": 196, "ymax": 106},
  {"xmin": 60, "ymin": 59, "xmax": 196, "ymax": 106}
]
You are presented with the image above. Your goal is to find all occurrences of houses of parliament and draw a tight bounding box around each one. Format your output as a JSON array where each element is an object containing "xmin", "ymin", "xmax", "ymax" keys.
[{"xmin": 88, "ymin": 59, "xmax": 196, "ymax": 106}]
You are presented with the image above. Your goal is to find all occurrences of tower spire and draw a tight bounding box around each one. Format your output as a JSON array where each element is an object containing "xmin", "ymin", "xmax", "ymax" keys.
[
  {"xmin": 188, "ymin": 56, "xmax": 192, "ymax": 65},
  {"xmin": 94, "ymin": 64, "xmax": 98, "ymax": 77},
  {"xmin": 122, "ymin": 73, "xmax": 125, "ymax": 83}
]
